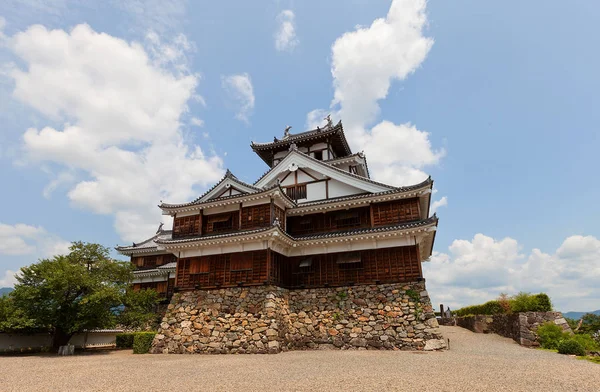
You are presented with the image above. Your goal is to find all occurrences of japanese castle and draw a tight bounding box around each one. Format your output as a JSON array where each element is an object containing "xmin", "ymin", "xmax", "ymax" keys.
[{"xmin": 117, "ymin": 119, "xmax": 438, "ymax": 301}]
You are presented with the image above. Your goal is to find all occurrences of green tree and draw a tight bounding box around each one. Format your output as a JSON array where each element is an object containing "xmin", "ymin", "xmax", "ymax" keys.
[
  {"xmin": 0, "ymin": 242, "xmax": 159, "ymax": 351},
  {"xmin": 578, "ymin": 313, "xmax": 600, "ymax": 337}
]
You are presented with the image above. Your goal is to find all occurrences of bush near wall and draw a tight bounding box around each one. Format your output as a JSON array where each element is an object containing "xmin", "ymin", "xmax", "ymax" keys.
[
  {"xmin": 133, "ymin": 332, "xmax": 156, "ymax": 354},
  {"xmin": 454, "ymin": 292, "xmax": 552, "ymax": 317},
  {"xmin": 454, "ymin": 300, "xmax": 505, "ymax": 317},
  {"xmin": 116, "ymin": 333, "xmax": 136, "ymax": 349},
  {"xmin": 557, "ymin": 339, "xmax": 586, "ymax": 356}
]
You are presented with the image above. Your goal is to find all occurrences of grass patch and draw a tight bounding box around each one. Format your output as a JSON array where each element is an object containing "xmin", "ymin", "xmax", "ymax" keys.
[
  {"xmin": 536, "ymin": 347, "xmax": 558, "ymax": 353},
  {"xmin": 578, "ymin": 356, "xmax": 600, "ymax": 364}
]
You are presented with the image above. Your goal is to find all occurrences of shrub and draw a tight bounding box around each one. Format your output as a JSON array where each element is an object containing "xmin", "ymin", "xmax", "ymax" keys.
[
  {"xmin": 116, "ymin": 333, "xmax": 136, "ymax": 349},
  {"xmin": 497, "ymin": 293, "xmax": 511, "ymax": 313},
  {"xmin": 510, "ymin": 292, "xmax": 552, "ymax": 313},
  {"xmin": 133, "ymin": 332, "xmax": 156, "ymax": 354},
  {"xmin": 557, "ymin": 339, "xmax": 586, "ymax": 356},
  {"xmin": 533, "ymin": 293, "xmax": 552, "ymax": 312},
  {"xmin": 454, "ymin": 300, "xmax": 505, "ymax": 317},
  {"xmin": 571, "ymin": 333, "xmax": 600, "ymax": 352},
  {"xmin": 454, "ymin": 292, "xmax": 553, "ymax": 317},
  {"xmin": 537, "ymin": 322, "xmax": 569, "ymax": 350}
]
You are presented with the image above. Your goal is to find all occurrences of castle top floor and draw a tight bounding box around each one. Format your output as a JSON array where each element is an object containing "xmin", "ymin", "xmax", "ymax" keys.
[{"xmin": 251, "ymin": 119, "xmax": 353, "ymax": 168}]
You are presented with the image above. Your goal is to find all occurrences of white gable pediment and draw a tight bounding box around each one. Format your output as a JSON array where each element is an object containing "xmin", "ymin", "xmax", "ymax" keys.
[
  {"xmin": 199, "ymin": 177, "xmax": 258, "ymax": 203},
  {"xmin": 255, "ymin": 151, "xmax": 393, "ymax": 198}
]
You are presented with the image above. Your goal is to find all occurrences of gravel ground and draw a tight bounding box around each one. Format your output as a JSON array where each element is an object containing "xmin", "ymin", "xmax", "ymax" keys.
[{"xmin": 1, "ymin": 326, "xmax": 599, "ymax": 392}]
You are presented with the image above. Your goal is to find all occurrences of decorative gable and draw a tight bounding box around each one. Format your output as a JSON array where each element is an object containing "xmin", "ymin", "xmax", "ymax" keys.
[
  {"xmin": 196, "ymin": 170, "xmax": 260, "ymax": 203},
  {"xmin": 255, "ymin": 150, "xmax": 392, "ymax": 202}
]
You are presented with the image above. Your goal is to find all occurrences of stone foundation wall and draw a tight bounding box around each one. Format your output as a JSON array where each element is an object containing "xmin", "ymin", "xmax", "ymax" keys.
[
  {"xmin": 152, "ymin": 282, "xmax": 446, "ymax": 354},
  {"xmin": 438, "ymin": 311, "xmax": 572, "ymax": 347}
]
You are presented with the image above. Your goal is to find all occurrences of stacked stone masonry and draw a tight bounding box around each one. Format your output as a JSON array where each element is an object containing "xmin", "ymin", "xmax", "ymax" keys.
[
  {"xmin": 438, "ymin": 311, "xmax": 572, "ymax": 347},
  {"xmin": 151, "ymin": 282, "xmax": 447, "ymax": 354}
]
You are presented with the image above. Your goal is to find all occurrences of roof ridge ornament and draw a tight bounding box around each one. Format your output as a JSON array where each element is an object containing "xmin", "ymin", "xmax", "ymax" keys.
[
  {"xmin": 156, "ymin": 222, "xmax": 164, "ymax": 234},
  {"xmin": 324, "ymin": 114, "xmax": 333, "ymax": 128},
  {"xmin": 283, "ymin": 125, "xmax": 292, "ymax": 139}
]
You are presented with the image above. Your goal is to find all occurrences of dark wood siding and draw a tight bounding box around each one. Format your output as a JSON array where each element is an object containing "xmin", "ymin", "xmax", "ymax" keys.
[
  {"xmin": 132, "ymin": 254, "xmax": 177, "ymax": 270},
  {"xmin": 371, "ymin": 198, "xmax": 420, "ymax": 227},
  {"xmin": 240, "ymin": 204, "xmax": 271, "ymax": 230},
  {"xmin": 275, "ymin": 246, "xmax": 421, "ymax": 288},
  {"xmin": 286, "ymin": 206, "xmax": 370, "ymax": 236},
  {"xmin": 176, "ymin": 250, "xmax": 269, "ymax": 290},
  {"xmin": 173, "ymin": 215, "xmax": 200, "ymax": 238},
  {"xmin": 202, "ymin": 211, "xmax": 240, "ymax": 234},
  {"xmin": 133, "ymin": 281, "xmax": 168, "ymax": 297},
  {"xmin": 274, "ymin": 205, "xmax": 286, "ymax": 231}
]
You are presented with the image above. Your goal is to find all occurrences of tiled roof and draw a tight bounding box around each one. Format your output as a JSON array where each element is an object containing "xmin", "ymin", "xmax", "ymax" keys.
[
  {"xmin": 156, "ymin": 215, "xmax": 438, "ymax": 245},
  {"xmin": 251, "ymin": 121, "xmax": 349, "ymax": 151},
  {"xmin": 160, "ymin": 170, "xmax": 262, "ymax": 209},
  {"xmin": 253, "ymin": 149, "xmax": 396, "ymax": 190},
  {"xmin": 293, "ymin": 176, "xmax": 433, "ymax": 208},
  {"xmin": 325, "ymin": 152, "xmax": 371, "ymax": 179},
  {"xmin": 251, "ymin": 121, "xmax": 353, "ymax": 167},
  {"xmin": 293, "ymin": 215, "xmax": 438, "ymax": 241},
  {"xmin": 156, "ymin": 226, "xmax": 274, "ymax": 245},
  {"xmin": 159, "ymin": 183, "xmax": 296, "ymax": 210},
  {"xmin": 116, "ymin": 230, "xmax": 172, "ymax": 254}
]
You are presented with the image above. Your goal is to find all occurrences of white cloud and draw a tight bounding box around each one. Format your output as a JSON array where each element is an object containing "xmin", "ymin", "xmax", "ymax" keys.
[
  {"xmin": 0, "ymin": 270, "xmax": 17, "ymax": 288},
  {"xmin": 190, "ymin": 117, "xmax": 204, "ymax": 127},
  {"xmin": 305, "ymin": 109, "xmax": 329, "ymax": 130},
  {"xmin": 112, "ymin": 0, "xmax": 188, "ymax": 35},
  {"xmin": 42, "ymin": 169, "xmax": 76, "ymax": 199},
  {"xmin": 274, "ymin": 10, "xmax": 298, "ymax": 52},
  {"xmin": 308, "ymin": 0, "xmax": 441, "ymax": 187},
  {"xmin": 6, "ymin": 24, "xmax": 224, "ymax": 241},
  {"xmin": 222, "ymin": 73, "xmax": 255, "ymax": 124},
  {"xmin": 430, "ymin": 196, "xmax": 447, "ymax": 215},
  {"xmin": 423, "ymin": 234, "xmax": 600, "ymax": 312},
  {"xmin": 0, "ymin": 222, "xmax": 70, "ymax": 257}
]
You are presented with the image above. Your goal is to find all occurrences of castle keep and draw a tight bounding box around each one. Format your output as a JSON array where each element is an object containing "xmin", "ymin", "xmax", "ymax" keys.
[{"xmin": 117, "ymin": 120, "xmax": 446, "ymax": 353}]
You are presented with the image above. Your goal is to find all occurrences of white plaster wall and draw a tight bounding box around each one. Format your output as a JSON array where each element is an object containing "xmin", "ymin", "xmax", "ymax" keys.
[
  {"xmin": 177, "ymin": 210, "xmax": 200, "ymax": 217},
  {"xmin": 274, "ymin": 151, "xmax": 288, "ymax": 159},
  {"xmin": 279, "ymin": 173, "xmax": 295, "ymax": 186},
  {"xmin": 242, "ymin": 197, "xmax": 270, "ymax": 207},
  {"xmin": 306, "ymin": 182, "xmax": 326, "ymax": 202},
  {"xmin": 297, "ymin": 170, "xmax": 313, "ymax": 183},
  {"xmin": 203, "ymin": 204, "xmax": 239, "ymax": 215},
  {"xmin": 0, "ymin": 331, "xmax": 122, "ymax": 351},
  {"xmin": 327, "ymin": 179, "xmax": 365, "ymax": 198}
]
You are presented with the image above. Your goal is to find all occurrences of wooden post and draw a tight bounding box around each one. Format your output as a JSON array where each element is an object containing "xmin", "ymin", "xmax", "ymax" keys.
[
  {"xmin": 270, "ymin": 198, "xmax": 275, "ymax": 225},
  {"xmin": 239, "ymin": 203, "xmax": 243, "ymax": 229},
  {"xmin": 199, "ymin": 209, "xmax": 203, "ymax": 236},
  {"xmin": 369, "ymin": 204, "xmax": 375, "ymax": 228}
]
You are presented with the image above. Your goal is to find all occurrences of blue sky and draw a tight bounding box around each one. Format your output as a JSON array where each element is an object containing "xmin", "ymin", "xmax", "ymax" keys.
[{"xmin": 0, "ymin": 0, "xmax": 598, "ymax": 311}]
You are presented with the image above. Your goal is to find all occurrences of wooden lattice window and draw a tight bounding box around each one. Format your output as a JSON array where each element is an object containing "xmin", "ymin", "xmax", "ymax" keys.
[
  {"xmin": 230, "ymin": 254, "xmax": 252, "ymax": 271},
  {"xmin": 285, "ymin": 184, "xmax": 307, "ymax": 200},
  {"xmin": 143, "ymin": 256, "xmax": 157, "ymax": 268},
  {"xmin": 173, "ymin": 215, "xmax": 200, "ymax": 237},
  {"xmin": 337, "ymin": 252, "xmax": 363, "ymax": 270},
  {"xmin": 241, "ymin": 204, "xmax": 270, "ymax": 229},
  {"xmin": 189, "ymin": 258, "xmax": 210, "ymax": 274},
  {"xmin": 335, "ymin": 211, "xmax": 361, "ymax": 228},
  {"xmin": 206, "ymin": 212, "xmax": 236, "ymax": 232}
]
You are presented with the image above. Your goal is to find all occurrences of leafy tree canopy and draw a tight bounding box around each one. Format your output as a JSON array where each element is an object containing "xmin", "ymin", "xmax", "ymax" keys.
[{"xmin": 0, "ymin": 242, "xmax": 158, "ymax": 350}]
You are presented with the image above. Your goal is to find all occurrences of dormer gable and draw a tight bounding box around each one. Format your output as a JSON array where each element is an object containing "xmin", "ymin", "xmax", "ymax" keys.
[
  {"xmin": 254, "ymin": 150, "xmax": 393, "ymax": 202},
  {"xmin": 158, "ymin": 170, "xmax": 262, "ymax": 211},
  {"xmin": 198, "ymin": 170, "xmax": 260, "ymax": 202}
]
